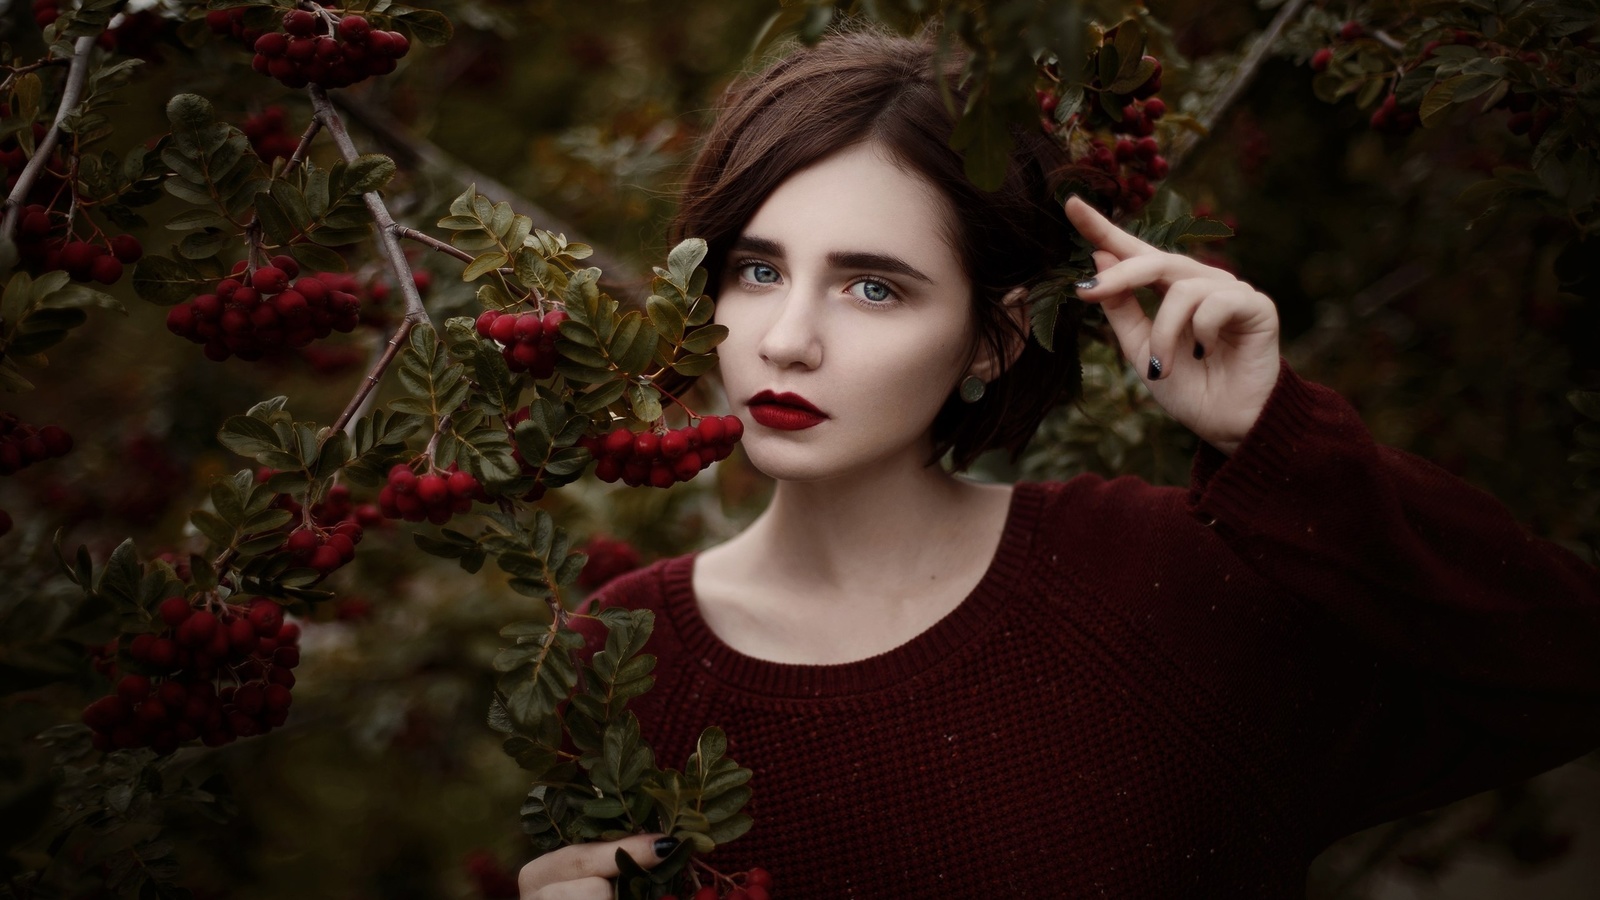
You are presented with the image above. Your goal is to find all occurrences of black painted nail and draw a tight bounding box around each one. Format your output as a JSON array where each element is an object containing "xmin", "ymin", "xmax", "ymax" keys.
[
  {"xmin": 1147, "ymin": 356, "xmax": 1163, "ymax": 380},
  {"xmin": 654, "ymin": 837, "xmax": 680, "ymax": 858},
  {"xmin": 1074, "ymin": 277, "xmax": 1099, "ymax": 291},
  {"xmin": 1192, "ymin": 341, "xmax": 1205, "ymax": 360}
]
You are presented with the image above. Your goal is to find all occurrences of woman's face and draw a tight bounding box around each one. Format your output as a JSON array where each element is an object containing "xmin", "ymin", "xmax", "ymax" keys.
[{"xmin": 714, "ymin": 141, "xmax": 978, "ymax": 483}]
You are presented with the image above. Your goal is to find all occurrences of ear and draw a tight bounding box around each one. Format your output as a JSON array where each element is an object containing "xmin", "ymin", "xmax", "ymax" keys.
[{"xmin": 966, "ymin": 286, "xmax": 1031, "ymax": 384}]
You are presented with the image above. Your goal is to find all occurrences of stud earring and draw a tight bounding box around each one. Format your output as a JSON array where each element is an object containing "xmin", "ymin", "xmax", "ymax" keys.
[{"xmin": 959, "ymin": 375, "xmax": 987, "ymax": 403}]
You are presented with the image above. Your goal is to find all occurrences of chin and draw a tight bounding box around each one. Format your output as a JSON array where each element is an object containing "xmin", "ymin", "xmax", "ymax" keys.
[{"xmin": 741, "ymin": 432, "xmax": 930, "ymax": 484}]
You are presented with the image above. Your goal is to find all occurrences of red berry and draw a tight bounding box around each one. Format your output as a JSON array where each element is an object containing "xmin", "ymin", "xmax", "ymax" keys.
[
  {"xmin": 416, "ymin": 474, "xmax": 449, "ymax": 505},
  {"xmin": 109, "ymin": 234, "xmax": 143, "ymax": 263},
  {"xmin": 252, "ymin": 266, "xmax": 288, "ymax": 294},
  {"xmin": 746, "ymin": 868, "xmax": 772, "ymax": 888},
  {"xmin": 692, "ymin": 888, "xmax": 718, "ymax": 900},
  {"xmin": 1339, "ymin": 21, "xmax": 1366, "ymax": 41},
  {"xmin": 248, "ymin": 599, "xmax": 285, "ymax": 636},
  {"xmin": 388, "ymin": 464, "xmax": 417, "ymax": 492},
  {"xmin": 159, "ymin": 596, "xmax": 193, "ymax": 626},
  {"xmin": 39, "ymin": 425, "xmax": 72, "ymax": 456},
  {"xmin": 602, "ymin": 428, "xmax": 634, "ymax": 459},
  {"xmin": 1142, "ymin": 97, "xmax": 1166, "ymax": 120},
  {"xmin": 659, "ymin": 430, "xmax": 688, "ymax": 459},
  {"xmin": 475, "ymin": 309, "xmax": 500, "ymax": 338},
  {"xmin": 117, "ymin": 675, "xmax": 152, "ymax": 703},
  {"xmin": 447, "ymin": 469, "xmax": 478, "ymax": 500},
  {"xmin": 254, "ymin": 32, "xmax": 288, "ymax": 57},
  {"xmin": 339, "ymin": 14, "xmax": 370, "ymax": 41},
  {"xmin": 283, "ymin": 9, "xmax": 317, "ymax": 36},
  {"xmin": 1311, "ymin": 47, "xmax": 1334, "ymax": 72},
  {"xmin": 309, "ymin": 545, "xmax": 342, "ymax": 572}
]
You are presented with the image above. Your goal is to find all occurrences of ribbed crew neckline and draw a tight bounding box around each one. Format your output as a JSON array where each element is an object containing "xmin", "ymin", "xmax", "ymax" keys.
[{"xmin": 657, "ymin": 481, "xmax": 1045, "ymax": 699}]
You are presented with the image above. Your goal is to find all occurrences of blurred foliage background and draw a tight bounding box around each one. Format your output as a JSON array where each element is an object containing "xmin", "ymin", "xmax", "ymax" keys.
[{"xmin": 1, "ymin": 0, "xmax": 1598, "ymax": 897}]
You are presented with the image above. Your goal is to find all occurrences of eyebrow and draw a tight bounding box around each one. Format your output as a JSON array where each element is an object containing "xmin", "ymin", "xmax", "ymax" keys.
[{"xmin": 730, "ymin": 235, "xmax": 934, "ymax": 284}]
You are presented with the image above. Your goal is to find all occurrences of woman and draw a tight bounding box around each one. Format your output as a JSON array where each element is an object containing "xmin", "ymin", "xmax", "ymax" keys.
[{"xmin": 518, "ymin": 27, "xmax": 1600, "ymax": 898}]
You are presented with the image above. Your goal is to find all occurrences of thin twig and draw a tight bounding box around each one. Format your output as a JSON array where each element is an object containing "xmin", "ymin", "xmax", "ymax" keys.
[
  {"xmin": 308, "ymin": 84, "xmax": 427, "ymax": 324},
  {"xmin": 332, "ymin": 318, "xmax": 415, "ymax": 435},
  {"xmin": 394, "ymin": 224, "xmax": 473, "ymax": 264},
  {"xmin": 283, "ymin": 116, "xmax": 324, "ymax": 172},
  {"xmin": 1167, "ymin": 0, "xmax": 1311, "ymax": 175},
  {"xmin": 0, "ymin": 36, "xmax": 95, "ymax": 246}
]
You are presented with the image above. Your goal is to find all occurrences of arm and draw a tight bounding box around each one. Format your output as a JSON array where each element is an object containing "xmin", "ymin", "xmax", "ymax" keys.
[
  {"xmin": 1063, "ymin": 197, "xmax": 1600, "ymax": 828},
  {"xmin": 1192, "ymin": 359, "xmax": 1600, "ymax": 827}
]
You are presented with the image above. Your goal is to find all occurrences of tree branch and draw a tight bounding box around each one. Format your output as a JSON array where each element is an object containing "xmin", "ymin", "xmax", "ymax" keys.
[
  {"xmin": 306, "ymin": 84, "xmax": 431, "ymax": 437},
  {"xmin": 1, "ymin": 36, "xmax": 95, "ymax": 246},
  {"xmin": 393, "ymin": 224, "xmax": 473, "ymax": 264},
  {"xmin": 1167, "ymin": 0, "xmax": 1311, "ymax": 175},
  {"xmin": 328, "ymin": 91, "xmax": 644, "ymax": 299}
]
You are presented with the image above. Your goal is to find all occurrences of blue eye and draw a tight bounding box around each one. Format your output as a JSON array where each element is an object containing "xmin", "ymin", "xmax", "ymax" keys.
[
  {"xmin": 740, "ymin": 263, "xmax": 780, "ymax": 285},
  {"xmin": 850, "ymin": 279, "xmax": 894, "ymax": 304}
]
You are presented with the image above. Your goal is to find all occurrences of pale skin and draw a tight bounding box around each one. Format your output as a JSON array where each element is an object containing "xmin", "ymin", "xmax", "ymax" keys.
[{"xmin": 517, "ymin": 148, "xmax": 1281, "ymax": 898}]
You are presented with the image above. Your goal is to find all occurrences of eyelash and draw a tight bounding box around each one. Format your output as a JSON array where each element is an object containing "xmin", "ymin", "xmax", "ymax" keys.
[{"xmin": 731, "ymin": 258, "xmax": 901, "ymax": 308}]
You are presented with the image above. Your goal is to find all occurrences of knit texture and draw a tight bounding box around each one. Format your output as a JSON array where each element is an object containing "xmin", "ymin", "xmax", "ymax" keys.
[{"xmin": 593, "ymin": 360, "xmax": 1600, "ymax": 898}]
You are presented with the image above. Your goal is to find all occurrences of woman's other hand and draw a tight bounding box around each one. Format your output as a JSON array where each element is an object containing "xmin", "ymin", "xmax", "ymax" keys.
[
  {"xmin": 518, "ymin": 834, "xmax": 676, "ymax": 899},
  {"xmin": 1065, "ymin": 196, "xmax": 1281, "ymax": 456}
]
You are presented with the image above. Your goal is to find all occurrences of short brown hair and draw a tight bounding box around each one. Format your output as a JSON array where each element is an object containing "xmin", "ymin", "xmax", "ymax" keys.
[{"xmin": 671, "ymin": 26, "xmax": 1083, "ymax": 470}]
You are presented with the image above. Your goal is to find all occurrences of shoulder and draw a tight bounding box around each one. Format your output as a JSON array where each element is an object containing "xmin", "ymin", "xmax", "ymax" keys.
[{"xmin": 583, "ymin": 554, "xmax": 686, "ymax": 615}]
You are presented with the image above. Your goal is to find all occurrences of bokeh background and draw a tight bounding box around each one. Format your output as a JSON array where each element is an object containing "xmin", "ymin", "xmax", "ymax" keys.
[{"xmin": 1, "ymin": 0, "xmax": 1597, "ymax": 897}]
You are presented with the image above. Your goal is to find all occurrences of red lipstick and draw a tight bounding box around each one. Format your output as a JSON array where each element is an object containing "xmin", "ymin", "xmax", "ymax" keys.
[{"xmin": 747, "ymin": 391, "xmax": 828, "ymax": 431}]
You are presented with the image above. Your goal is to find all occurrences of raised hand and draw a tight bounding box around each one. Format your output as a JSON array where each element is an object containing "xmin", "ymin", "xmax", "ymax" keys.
[{"xmin": 1064, "ymin": 196, "xmax": 1281, "ymax": 456}]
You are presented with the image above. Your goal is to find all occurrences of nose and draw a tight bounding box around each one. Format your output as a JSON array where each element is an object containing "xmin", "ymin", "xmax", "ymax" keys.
[{"xmin": 755, "ymin": 285, "xmax": 824, "ymax": 371}]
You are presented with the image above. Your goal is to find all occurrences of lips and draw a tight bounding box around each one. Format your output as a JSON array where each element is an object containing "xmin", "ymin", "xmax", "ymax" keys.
[{"xmin": 747, "ymin": 390, "xmax": 828, "ymax": 431}]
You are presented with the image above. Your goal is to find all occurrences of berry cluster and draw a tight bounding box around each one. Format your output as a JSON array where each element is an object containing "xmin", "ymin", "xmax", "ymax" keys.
[
  {"xmin": 475, "ymin": 309, "xmax": 569, "ymax": 378},
  {"xmin": 576, "ymin": 535, "xmax": 642, "ymax": 591},
  {"xmin": 80, "ymin": 597, "xmax": 301, "ymax": 754},
  {"xmin": 165, "ymin": 256, "xmax": 362, "ymax": 362},
  {"xmin": 379, "ymin": 462, "xmax": 487, "ymax": 524},
  {"xmin": 1041, "ymin": 42, "xmax": 1170, "ymax": 215},
  {"xmin": 255, "ymin": 474, "xmax": 381, "ymax": 576},
  {"xmin": 582, "ymin": 417, "xmax": 743, "ymax": 489},
  {"xmin": 204, "ymin": 7, "xmax": 267, "ymax": 46},
  {"xmin": 10, "ymin": 201, "xmax": 142, "ymax": 284},
  {"xmin": 667, "ymin": 868, "xmax": 774, "ymax": 900},
  {"xmin": 0, "ymin": 413, "xmax": 72, "ymax": 476},
  {"xmin": 249, "ymin": 10, "xmax": 411, "ymax": 90},
  {"xmin": 243, "ymin": 105, "xmax": 301, "ymax": 163}
]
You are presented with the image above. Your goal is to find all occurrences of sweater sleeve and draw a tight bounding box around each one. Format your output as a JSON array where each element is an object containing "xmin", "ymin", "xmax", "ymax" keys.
[{"xmin": 1187, "ymin": 358, "xmax": 1600, "ymax": 829}]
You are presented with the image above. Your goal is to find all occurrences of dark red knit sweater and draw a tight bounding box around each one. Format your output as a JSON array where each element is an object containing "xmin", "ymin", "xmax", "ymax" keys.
[{"xmin": 593, "ymin": 361, "xmax": 1600, "ymax": 898}]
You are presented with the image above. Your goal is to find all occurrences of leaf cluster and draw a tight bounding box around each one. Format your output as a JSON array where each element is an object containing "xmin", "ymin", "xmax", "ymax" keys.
[
  {"xmin": 436, "ymin": 187, "xmax": 726, "ymax": 417},
  {"xmin": 490, "ymin": 601, "xmax": 752, "ymax": 897},
  {"xmin": 0, "ymin": 270, "xmax": 124, "ymax": 392},
  {"xmin": 215, "ymin": 398, "xmax": 421, "ymax": 594},
  {"xmin": 1302, "ymin": 2, "xmax": 1600, "ymax": 223}
]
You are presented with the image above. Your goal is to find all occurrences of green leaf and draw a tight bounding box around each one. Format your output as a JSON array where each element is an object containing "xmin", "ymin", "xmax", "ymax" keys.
[
  {"xmin": 131, "ymin": 255, "xmax": 212, "ymax": 306},
  {"xmin": 217, "ymin": 415, "xmax": 284, "ymax": 457},
  {"xmin": 392, "ymin": 6, "xmax": 454, "ymax": 47},
  {"xmin": 335, "ymin": 154, "xmax": 397, "ymax": 197},
  {"xmin": 463, "ymin": 251, "xmax": 508, "ymax": 281}
]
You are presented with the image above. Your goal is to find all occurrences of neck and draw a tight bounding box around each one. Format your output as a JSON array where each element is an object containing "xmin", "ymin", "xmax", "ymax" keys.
[{"xmin": 742, "ymin": 459, "xmax": 990, "ymax": 600}]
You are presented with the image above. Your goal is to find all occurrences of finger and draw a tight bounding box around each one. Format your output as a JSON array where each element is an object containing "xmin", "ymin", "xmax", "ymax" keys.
[
  {"xmin": 519, "ymin": 835, "xmax": 674, "ymax": 893},
  {"xmin": 1145, "ymin": 277, "xmax": 1228, "ymax": 378},
  {"xmin": 1064, "ymin": 195, "xmax": 1156, "ymax": 260},
  {"xmin": 1084, "ymin": 251, "xmax": 1151, "ymax": 364},
  {"xmin": 1190, "ymin": 288, "xmax": 1278, "ymax": 359},
  {"xmin": 1076, "ymin": 253, "xmax": 1224, "ymax": 302},
  {"xmin": 526, "ymin": 877, "xmax": 611, "ymax": 900}
]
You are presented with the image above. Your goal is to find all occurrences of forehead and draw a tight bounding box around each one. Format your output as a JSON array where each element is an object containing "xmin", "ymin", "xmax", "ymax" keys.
[{"xmin": 743, "ymin": 142, "xmax": 961, "ymax": 266}]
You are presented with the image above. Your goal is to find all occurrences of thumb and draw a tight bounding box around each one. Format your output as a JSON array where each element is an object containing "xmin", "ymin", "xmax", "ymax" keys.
[{"xmin": 518, "ymin": 834, "xmax": 679, "ymax": 894}]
